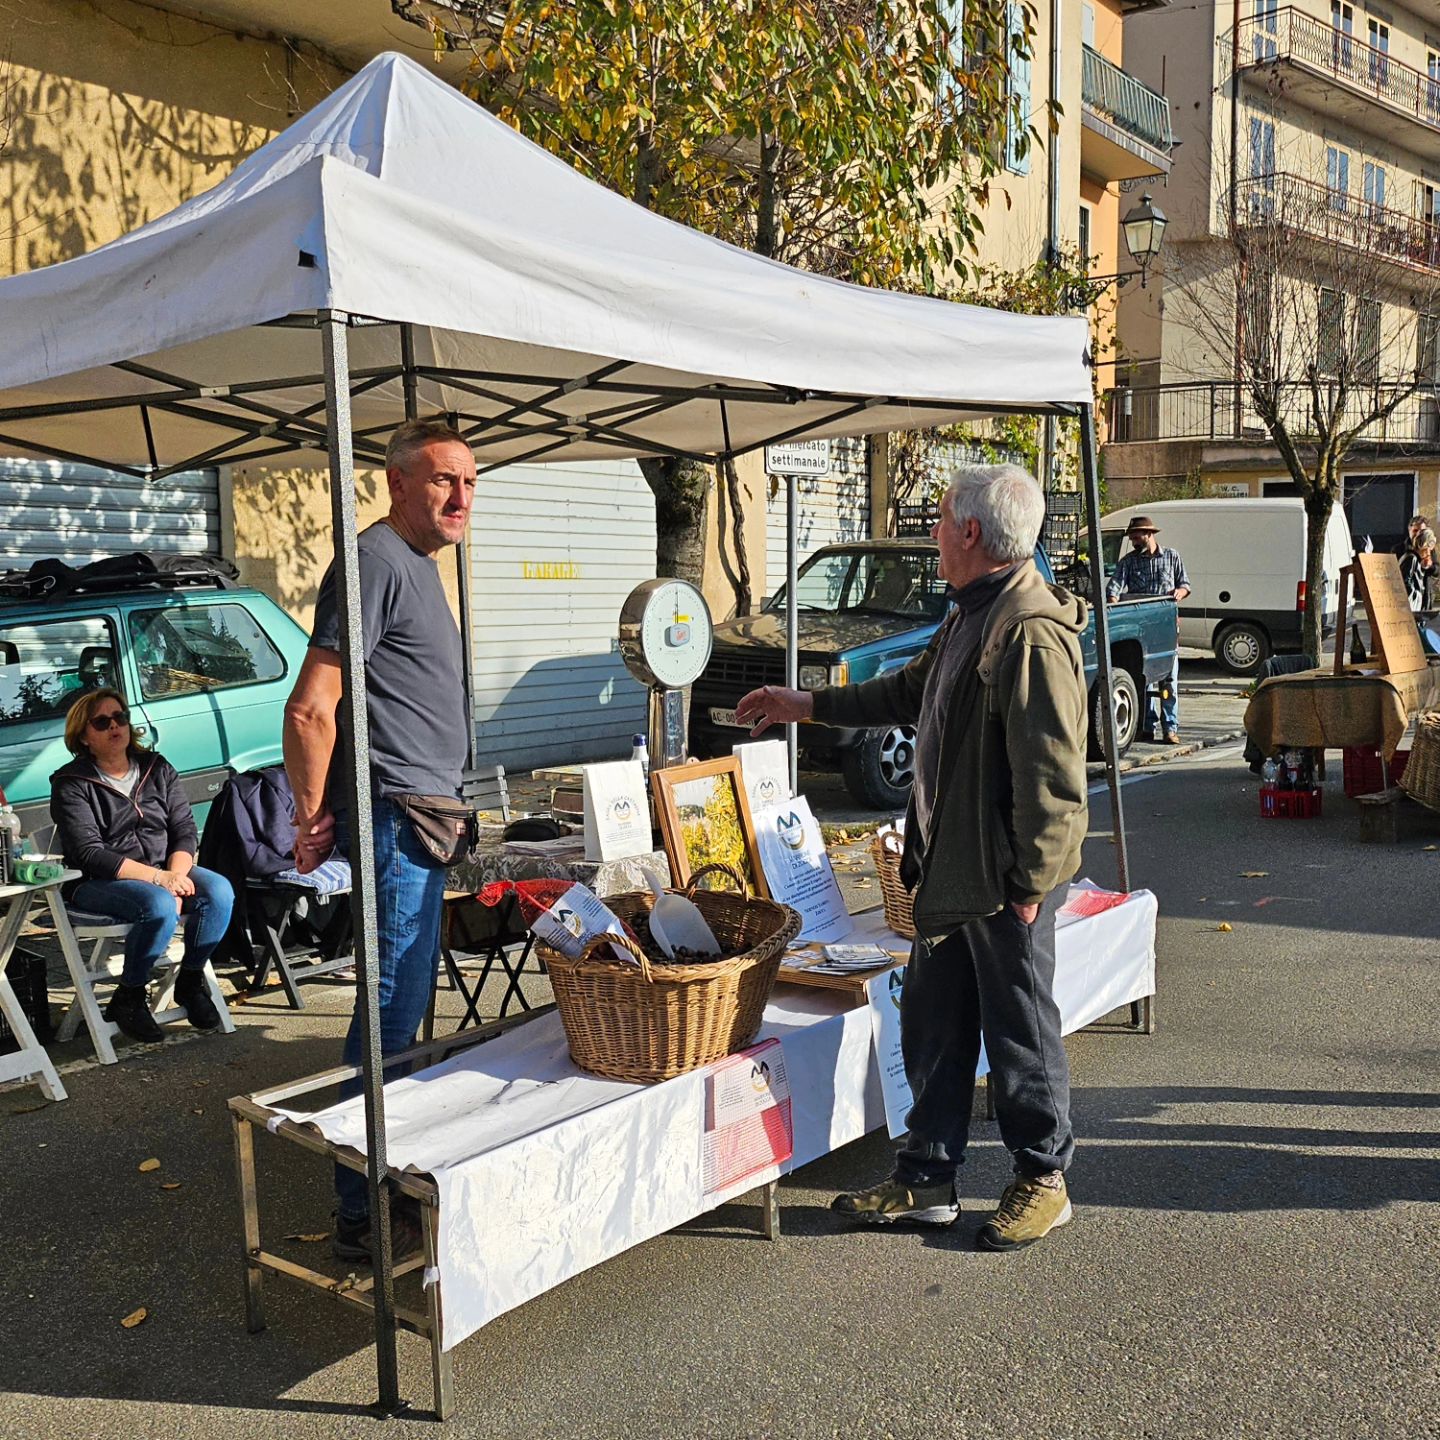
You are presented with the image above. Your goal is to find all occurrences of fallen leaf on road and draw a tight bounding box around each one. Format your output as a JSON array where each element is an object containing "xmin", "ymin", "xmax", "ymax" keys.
[
  {"xmin": 283, "ymin": 1233, "xmax": 330, "ymax": 1244},
  {"xmin": 1216, "ymin": 923, "xmax": 1233, "ymax": 932},
  {"xmin": 1425, "ymin": 845, "xmax": 1438, "ymax": 852},
  {"xmin": 854, "ymin": 879, "xmax": 872, "ymax": 888},
  {"xmin": 120, "ymin": 1308, "xmax": 148, "ymax": 1329},
  {"xmin": 160, "ymin": 1182, "xmax": 182, "ymax": 1192},
  {"xmin": 137, "ymin": 1158, "xmax": 161, "ymax": 1173},
  {"xmin": 192, "ymin": 1108, "xmax": 204, "ymax": 1116},
  {"xmin": 1238, "ymin": 871, "xmax": 1269, "ymax": 878}
]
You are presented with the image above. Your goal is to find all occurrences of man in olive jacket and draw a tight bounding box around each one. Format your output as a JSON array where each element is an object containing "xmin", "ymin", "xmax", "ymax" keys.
[{"xmin": 735, "ymin": 464, "xmax": 1087, "ymax": 1250}]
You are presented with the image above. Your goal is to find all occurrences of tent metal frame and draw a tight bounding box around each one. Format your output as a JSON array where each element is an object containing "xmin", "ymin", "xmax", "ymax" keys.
[{"xmin": 0, "ymin": 307, "xmax": 1131, "ymax": 1416}]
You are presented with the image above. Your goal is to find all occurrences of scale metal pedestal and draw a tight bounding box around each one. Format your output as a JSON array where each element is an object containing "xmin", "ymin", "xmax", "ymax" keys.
[{"xmin": 617, "ymin": 578, "xmax": 715, "ymax": 770}]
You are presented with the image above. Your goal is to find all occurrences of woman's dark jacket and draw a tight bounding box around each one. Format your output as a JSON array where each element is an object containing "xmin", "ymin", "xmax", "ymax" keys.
[{"xmin": 49, "ymin": 749, "xmax": 199, "ymax": 887}]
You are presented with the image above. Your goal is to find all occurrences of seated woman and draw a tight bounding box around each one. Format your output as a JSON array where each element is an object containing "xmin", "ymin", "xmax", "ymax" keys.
[{"xmin": 50, "ymin": 688, "xmax": 235, "ymax": 1043}]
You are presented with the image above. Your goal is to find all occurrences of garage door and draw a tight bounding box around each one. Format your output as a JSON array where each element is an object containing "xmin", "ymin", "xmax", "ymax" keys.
[
  {"xmin": 468, "ymin": 458, "xmax": 657, "ymax": 771},
  {"xmin": 0, "ymin": 459, "xmax": 221, "ymax": 568},
  {"xmin": 764, "ymin": 437, "xmax": 870, "ymax": 600}
]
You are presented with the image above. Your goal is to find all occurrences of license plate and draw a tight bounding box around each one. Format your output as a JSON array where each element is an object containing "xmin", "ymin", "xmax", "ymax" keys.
[{"xmin": 709, "ymin": 707, "xmax": 745, "ymax": 728}]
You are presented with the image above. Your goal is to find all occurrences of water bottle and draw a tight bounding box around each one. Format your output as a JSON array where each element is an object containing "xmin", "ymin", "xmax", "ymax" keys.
[
  {"xmin": 631, "ymin": 733, "xmax": 650, "ymax": 778},
  {"xmin": 0, "ymin": 804, "xmax": 19, "ymax": 886},
  {"xmin": 1260, "ymin": 757, "xmax": 1278, "ymax": 794}
]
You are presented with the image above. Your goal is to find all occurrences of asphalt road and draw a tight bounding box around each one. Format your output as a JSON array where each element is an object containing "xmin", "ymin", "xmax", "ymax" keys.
[{"xmin": 2, "ymin": 735, "xmax": 1437, "ymax": 1439}]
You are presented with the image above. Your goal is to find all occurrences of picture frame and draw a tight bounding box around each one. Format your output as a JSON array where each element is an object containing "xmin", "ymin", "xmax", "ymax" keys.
[{"xmin": 650, "ymin": 756, "xmax": 768, "ymax": 897}]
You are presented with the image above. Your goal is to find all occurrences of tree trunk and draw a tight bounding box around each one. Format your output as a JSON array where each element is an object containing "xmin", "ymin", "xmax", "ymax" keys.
[
  {"xmin": 1301, "ymin": 467, "xmax": 1334, "ymax": 666},
  {"xmin": 639, "ymin": 454, "xmax": 709, "ymax": 585}
]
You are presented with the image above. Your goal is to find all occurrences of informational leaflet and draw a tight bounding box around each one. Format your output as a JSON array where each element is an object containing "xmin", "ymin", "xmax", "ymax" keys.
[
  {"xmin": 751, "ymin": 795, "xmax": 851, "ymax": 943},
  {"xmin": 582, "ymin": 759, "xmax": 651, "ymax": 862},
  {"xmin": 866, "ymin": 966, "xmax": 912, "ymax": 1139},
  {"xmin": 702, "ymin": 1037, "xmax": 793, "ymax": 1200},
  {"xmin": 734, "ymin": 738, "xmax": 791, "ymax": 812}
]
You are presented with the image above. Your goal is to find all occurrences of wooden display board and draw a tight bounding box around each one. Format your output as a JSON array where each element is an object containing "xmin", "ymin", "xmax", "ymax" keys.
[{"xmin": 1334, "ymin": 554, "xmax": 1427, "ymax": 676}]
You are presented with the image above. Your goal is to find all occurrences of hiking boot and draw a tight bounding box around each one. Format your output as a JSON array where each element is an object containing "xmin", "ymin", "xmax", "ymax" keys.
[
  {"xmin": 831, "ymin": 1173, "xmax": 959, "ymax": 1227},
  {"xmin": 104, "ymin": 982, "xmax": 164, "ymax": 1044},
  {"xmin": 976, "ymin": 1172, "xmax": 1072, "ymax": 1252},
  {"xmin": 331, "ymin": 1200, "xmax": 424, "ymax": 1266},
  {"xmin": 1162, "ymin": 731, "xmax": 1181, "ymax": 745},
  {"xmin": 173, "ymin": 967, "xmax": 222, "ymax": 1032}
]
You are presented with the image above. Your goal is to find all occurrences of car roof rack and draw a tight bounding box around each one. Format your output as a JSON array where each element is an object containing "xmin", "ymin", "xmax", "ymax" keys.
[{"xmin": 0, "ymin": 553, "xmax": 241, "ymax": 603}]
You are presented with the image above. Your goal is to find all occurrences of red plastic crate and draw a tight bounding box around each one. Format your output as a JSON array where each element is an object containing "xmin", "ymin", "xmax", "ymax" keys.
[
  {"xmin": 1260, "ymin": 786, "xmax": 1323, "ymax": 818},
  {"xmin": 1341, "ymin": 746, "xmax": 1408, "ymax": 798}
]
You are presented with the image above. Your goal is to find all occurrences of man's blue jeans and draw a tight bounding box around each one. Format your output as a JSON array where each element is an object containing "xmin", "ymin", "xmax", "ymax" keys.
[
  {"xmin": 1146, "ymin": 652, "xmax": 1180, "ymax": 737},
  {"xmin": 334, "ymin": 797, "xmax": 446, "ymax": 1223},
  {"xmin": 71, "ymin": 867, "xmax": 235, "ymax": 987}
]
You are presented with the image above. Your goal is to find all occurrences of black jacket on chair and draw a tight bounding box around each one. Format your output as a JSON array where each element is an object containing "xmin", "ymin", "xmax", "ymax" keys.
[{"xmin": 49, "ymin": 749, "xmax": 198, "ymax": 894}]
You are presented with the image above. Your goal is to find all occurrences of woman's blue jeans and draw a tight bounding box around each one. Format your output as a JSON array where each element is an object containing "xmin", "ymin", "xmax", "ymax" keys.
[
  {"xmin": 333, "ymin": 797, "xmax": 446, "ymax": 1223},
  {"xmin": 71, "ymin": 867, "xmax": 235, "ymax": 988}
]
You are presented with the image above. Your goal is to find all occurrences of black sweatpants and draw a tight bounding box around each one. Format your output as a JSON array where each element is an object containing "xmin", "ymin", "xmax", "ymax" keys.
[{"xmin": 894, "ymin": 886, "xmax": 1073, "ymax": 1184}]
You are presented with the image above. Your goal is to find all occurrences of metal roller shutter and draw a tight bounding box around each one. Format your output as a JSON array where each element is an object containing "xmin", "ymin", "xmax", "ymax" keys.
[
  {"xmin": 0, "ymin": 459, "xmax": 221, "ymax": 567},
  {"xmin": 468, "ymin": 458, "xmax": 656, "ymax": 771},
  {"xmin": 764, "ymin": 436, "xmax": 870, "ymax": 600}
]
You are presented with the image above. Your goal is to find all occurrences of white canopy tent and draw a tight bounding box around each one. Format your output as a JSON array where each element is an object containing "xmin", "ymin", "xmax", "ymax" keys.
[{"xmin": 0, "ymin": 52, "xmax": 1130, "ymax": 1409}]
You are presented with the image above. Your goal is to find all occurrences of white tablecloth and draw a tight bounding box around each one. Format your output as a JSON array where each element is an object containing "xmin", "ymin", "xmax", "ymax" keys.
[{"xmin": 281, "ymin": 884, "xmax": 1156, "ymax": 1349}]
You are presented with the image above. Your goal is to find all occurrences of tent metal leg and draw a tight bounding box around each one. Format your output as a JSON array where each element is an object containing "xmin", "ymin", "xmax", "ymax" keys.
[
  {"xmin": 1079, "ymin": 404, "xmax": 1131, "ymax": 892},
  {"xmin": 786, "ymin": 469, "xmax": 798, "ymax": 795},
  {"xmin": 321, "ymin": 308, "xmax": 403, "ymax": 1413}
]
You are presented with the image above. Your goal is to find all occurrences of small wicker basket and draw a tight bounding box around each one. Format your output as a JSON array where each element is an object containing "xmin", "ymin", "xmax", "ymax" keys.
[
  {"xmin": 1399, "ymin": 710, "xmax": 1440, "ymax": 812},
  {"xmin": 871, "ymin": 828, "xmax": 915, "ymax": 938},
  {"xmin": 538, "ymin": 864, "xmax": 802, "ymax": 1083}
]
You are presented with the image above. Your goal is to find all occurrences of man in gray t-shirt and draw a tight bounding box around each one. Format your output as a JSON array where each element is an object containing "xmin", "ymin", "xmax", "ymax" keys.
[{"xmin": 283, "ymin": 416, "xmax": 477, "ymax": 1261}]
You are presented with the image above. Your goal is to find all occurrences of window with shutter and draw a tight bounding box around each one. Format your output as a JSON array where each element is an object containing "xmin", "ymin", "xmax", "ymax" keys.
[{"xmin": 1005, "ymin": 1, "xmax": 1031, "ymax": 176}]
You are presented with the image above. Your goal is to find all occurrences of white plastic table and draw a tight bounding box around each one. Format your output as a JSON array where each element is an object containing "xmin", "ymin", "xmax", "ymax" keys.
[{"xmin": 0, "ymin": 871, "xmax": 77, "ymax": 1102}]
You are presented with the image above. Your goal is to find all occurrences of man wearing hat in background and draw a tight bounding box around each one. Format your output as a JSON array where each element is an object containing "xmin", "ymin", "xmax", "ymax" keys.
[{"xmin": 1106, "ymin": 515, "xmax": 1190, "ymax": 744}]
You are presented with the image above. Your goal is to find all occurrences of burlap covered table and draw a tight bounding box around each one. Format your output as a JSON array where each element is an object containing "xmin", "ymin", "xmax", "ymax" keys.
[{"xmin": 1243, "ymin": 661, "xmax": 1440, "ymax": 760}]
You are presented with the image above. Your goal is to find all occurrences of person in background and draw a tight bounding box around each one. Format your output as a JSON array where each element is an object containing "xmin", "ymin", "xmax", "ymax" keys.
[
  {"xmin": 1399, "ymin": 526, "xmax": 1437, "ymax": 612},
  {"xmin": 1392, "ymin": 515, "xmax": 1431, "ymax": 561},
  {"xmin": 284, "ymin": 415, "xmax": 477, "ymax": 1265},
  {"xmin": 50, "ymin": 688, "xmax": 233, "ymax": 1043},
  {"xmin": 1106, "ymin": 515, "xmax": 1189, "ymax": 744},
  {"xmin": 736, "ymin": 465, "xmax": 1087, "ymax": 1251}
]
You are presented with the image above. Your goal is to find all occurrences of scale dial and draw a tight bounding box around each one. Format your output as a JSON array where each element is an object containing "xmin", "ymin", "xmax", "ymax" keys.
[{"xmin": 618, "ymin": 579, "xmax": 714, "ymax": 690}]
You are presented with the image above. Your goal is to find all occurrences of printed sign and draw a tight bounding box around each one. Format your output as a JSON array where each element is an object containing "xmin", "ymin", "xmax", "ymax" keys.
[
  {"xmin": 1354, "ymin": 553, "xmax": 1427, "ymax": 674},
  {"xmin": 752, "ymin": 796, "xmax": 850, "ymax": 943},
  {"xmin": 734, "ymin": 739, "xmax": 791, "ymax": 813},
  {"xmin": 702, "ymin": 1038, "xmax": 793, "ymax": 1199},
  {"xmin": 764, "ymin": 440, "xmax": 831, "ymax": 476},
  {"xmin": 581, "ymin": 759, "xmax": 651, "ymax": 862},
  {"xmin": 866, "ymin": 966, "xmax": 912, "ymax": 1139}
]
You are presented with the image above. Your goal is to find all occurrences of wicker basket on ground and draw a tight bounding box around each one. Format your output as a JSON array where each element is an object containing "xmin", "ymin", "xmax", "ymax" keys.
[
  {"xmin": 1399, "ymin": 711, "xmax": 1440, "ymax": 812},
  {"xmin": 538, "ymin": 863, "xmax": 802, "ymax": 1083},
  {"xmin": 871, "ymin": 828, "xmax": 915, "ymax": 938}
]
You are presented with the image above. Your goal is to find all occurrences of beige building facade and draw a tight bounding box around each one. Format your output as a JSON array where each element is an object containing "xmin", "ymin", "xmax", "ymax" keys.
[{"xmin": 1110, "ymin": 0, "xmax": 1440, "ymax": 545}]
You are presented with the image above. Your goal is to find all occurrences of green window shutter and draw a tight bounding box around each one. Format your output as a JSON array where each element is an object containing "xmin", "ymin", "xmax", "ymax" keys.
[{"xmin": 1006, "ymin": 1, "xmax": 1031, "ymax": 175}]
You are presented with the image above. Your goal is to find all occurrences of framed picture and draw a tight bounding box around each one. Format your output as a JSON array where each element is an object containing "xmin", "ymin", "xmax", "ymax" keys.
[{"xmin": 651, "ymin": 757, "xmax": 768, "ymax": 897}]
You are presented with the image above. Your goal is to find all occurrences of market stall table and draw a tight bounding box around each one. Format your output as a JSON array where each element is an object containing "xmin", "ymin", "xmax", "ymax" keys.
[
  {"xmin": 229, "ymin": 882, "xmax": 1156, "ymax": 1418},
  {"xmin": 0, "ymin": 871, "xmax": 77, "ymax": 1102}
]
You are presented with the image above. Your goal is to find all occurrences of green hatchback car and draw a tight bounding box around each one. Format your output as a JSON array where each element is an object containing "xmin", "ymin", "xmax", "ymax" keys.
[{"xmin": 0, "ymin": 557, "xmax": 311, "ymax": 839}]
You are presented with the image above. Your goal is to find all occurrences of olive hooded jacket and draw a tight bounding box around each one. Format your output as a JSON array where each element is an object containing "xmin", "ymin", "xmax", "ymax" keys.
[{"xmin": 811, "ymin": 560, "xmax": 1089, "ymax": 940}]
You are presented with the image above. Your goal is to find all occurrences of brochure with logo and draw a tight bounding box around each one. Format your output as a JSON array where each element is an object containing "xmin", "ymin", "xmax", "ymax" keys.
[
  {"xmin": 581, "ymin": 759, "xmax": 651, "ymax": 862},
  {"xmin": 752, "ymin": 795, "xmax": 850, "ymax": 943},
  {"xmin": 866, "ymin": 965, "xmax": 912, "ymax": 1139},
  {"xmin": 734, "ymin": 738, "xmax": 791, "ymax": 813},
  {"xmin": 702, "ymin": 1037, "xmax": 793, "ymax": 1200}
]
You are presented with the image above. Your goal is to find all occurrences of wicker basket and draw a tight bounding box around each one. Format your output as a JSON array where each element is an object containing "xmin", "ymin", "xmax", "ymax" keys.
[
  {"xmin": 871, "ymin": 828, "xmax": 915, "ymax": 938},
  {"xmin": 538, "ymin": 864, "xmax": 802, "ymax": 1083},
  {"xmin": 1399, "ymin": 710, "xmax": 1440, "ymax": 812}
]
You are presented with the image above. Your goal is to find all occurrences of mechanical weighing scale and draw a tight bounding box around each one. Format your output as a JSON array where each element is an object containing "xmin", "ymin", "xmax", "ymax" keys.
[{"xmin": 617, "ymin": 578, "xmax": 714, "ymax": 769}]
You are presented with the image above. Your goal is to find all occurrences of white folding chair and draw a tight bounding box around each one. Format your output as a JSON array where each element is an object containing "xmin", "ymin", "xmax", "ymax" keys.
[{"xmin": 56, "ymin": 909, "xmax": 234, "ymax": 1064}]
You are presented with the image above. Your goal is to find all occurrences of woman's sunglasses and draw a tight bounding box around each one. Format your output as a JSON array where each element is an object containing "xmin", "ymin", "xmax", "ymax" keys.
[{"xmin": 89, "ymin": 710, "xmax": 131, "ymax": 733}]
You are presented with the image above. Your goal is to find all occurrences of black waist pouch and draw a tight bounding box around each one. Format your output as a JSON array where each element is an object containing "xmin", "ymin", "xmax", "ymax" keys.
[{"xmin": 391, "ymin": 794, "xmax": 476, "ymax": 866}]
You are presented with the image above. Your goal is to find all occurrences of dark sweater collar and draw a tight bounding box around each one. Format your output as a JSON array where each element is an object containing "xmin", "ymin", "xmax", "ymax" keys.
[{"xmin": 949, "ymin": 561, "xmax": 1023, "ymax": 613}]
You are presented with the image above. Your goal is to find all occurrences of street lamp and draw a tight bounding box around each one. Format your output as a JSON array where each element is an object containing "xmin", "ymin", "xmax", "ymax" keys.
[{"xmin": 1065, "ymin": 192, "xmax": 1168, "ymax": 309}]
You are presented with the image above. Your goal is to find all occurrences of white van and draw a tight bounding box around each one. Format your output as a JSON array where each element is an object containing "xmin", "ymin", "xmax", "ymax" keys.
[{"xmin": 1101, "ymin": 497, "xmax": 1354, "ymax": 675}]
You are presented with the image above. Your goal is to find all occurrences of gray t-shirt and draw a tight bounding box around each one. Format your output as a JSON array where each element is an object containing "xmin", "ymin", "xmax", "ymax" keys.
[
  {"xmin": 97, "ymin": 759, "xmax": 141, "ymax": 798},
  {"xmin": 311, "ymin": 522, "xmax": 467, "ymax": 799}
]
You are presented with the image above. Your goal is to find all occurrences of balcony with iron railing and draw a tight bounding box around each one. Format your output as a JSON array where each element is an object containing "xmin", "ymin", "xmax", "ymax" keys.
[
  {"xmin": 1103, "ymin": 380, "xmax": 1440, "ymax": 447},
  {"xmin": 1234, "ymin": 8, "xmax": 1440, "ymax": 152},
  {"xmin": 1081, "ymin": 44, "xmax": 1174, "ymax": 180},
  {"xmin": 1237, "ymin": 171, "xmax": 1440, "ymax": 275}
]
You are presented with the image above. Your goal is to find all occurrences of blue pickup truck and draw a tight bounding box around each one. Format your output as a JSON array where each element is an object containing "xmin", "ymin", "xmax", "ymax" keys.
[{"xmin": 690, "ymin": 538, "xmax": 1178, "ymax": 808}]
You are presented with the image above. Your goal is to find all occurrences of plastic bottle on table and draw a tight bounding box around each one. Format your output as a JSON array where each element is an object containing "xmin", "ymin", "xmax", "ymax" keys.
[
  {"xmin": 0, "ymin": 804, "xmax": 19, "ymax": 886},
  {"xmin": 631, "ymin": 733, "xmax": 650, "ymax": 778}
]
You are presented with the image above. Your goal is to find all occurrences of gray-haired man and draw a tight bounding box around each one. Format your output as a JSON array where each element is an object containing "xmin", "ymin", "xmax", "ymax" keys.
[{"xmin": 736, "ymin": 466, "xmax": 1088, "ymax": 1250}]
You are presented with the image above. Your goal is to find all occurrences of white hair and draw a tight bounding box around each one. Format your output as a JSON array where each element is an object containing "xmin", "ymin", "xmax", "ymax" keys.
[{"xmin": 943, "ymin": 464, "xmax": 1046, "ymax": 564}]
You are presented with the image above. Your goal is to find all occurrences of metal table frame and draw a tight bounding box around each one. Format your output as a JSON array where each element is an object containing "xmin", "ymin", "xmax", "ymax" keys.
[
  {"xmin": 228, "ymin": 1006, "xmax": 780, "ymax": 1421},
  {"xmin": 0, "ymin": 876, "xmax": 72, "ymax": 1101}
]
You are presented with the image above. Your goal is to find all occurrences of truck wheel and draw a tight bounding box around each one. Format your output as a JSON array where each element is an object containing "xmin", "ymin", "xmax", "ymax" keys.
[
  {"xmin": 1215, "ymin": 622, "xmax": 1270, "ymax": 676},
  {"xmin": 842, "ymin": 725, "xmax": 917, "ymax": 810},
  {"xmin": 1087, "ymin": 668, "xmax": 1140, "ymax": 761}
]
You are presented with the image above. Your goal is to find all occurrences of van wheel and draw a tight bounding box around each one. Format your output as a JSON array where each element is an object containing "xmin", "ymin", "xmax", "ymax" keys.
[
  {"xmin": 1215, "ymin": 622, "xmax": 1271, "ymax": 676},
  {"xmin": 1087, "ymin": 668, "xmax": 1140, "ymax": 761},
  {"xmin": 842, "ymin": 725, "xmax": 916, "ymax": 810}
]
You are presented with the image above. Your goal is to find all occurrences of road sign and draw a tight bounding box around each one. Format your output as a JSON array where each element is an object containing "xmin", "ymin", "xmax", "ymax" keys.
[{"xmin": 764, "ymin": 440, "xmax": 831, "ymax": 477}]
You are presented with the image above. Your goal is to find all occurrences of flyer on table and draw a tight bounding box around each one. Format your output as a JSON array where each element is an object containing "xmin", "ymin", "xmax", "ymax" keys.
[{"xmin": 751, "ymin": 795, "xmax": 850, "ymax": 943}]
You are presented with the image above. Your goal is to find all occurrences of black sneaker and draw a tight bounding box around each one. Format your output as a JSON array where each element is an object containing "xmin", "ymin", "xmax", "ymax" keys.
[
  {"xmin": 173, "ymin": 968, "xmax": 222, "ymax": 1032},
  {"xmin": 331, "ymin": 1201, "xmax": 424, "ymax": 1265},
  {"xmin": 831, "ymin": 1173, "xmax": 959, "ymax": 1227},
  {"xmin": 104, "ymin": 983, "xmax": 164, "ymax": 1044}
]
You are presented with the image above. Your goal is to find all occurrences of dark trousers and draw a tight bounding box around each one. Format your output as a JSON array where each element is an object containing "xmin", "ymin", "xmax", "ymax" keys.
[{"xmin": 895, "ymin": 886, "xmax": 1073, "ymax": 1184}]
